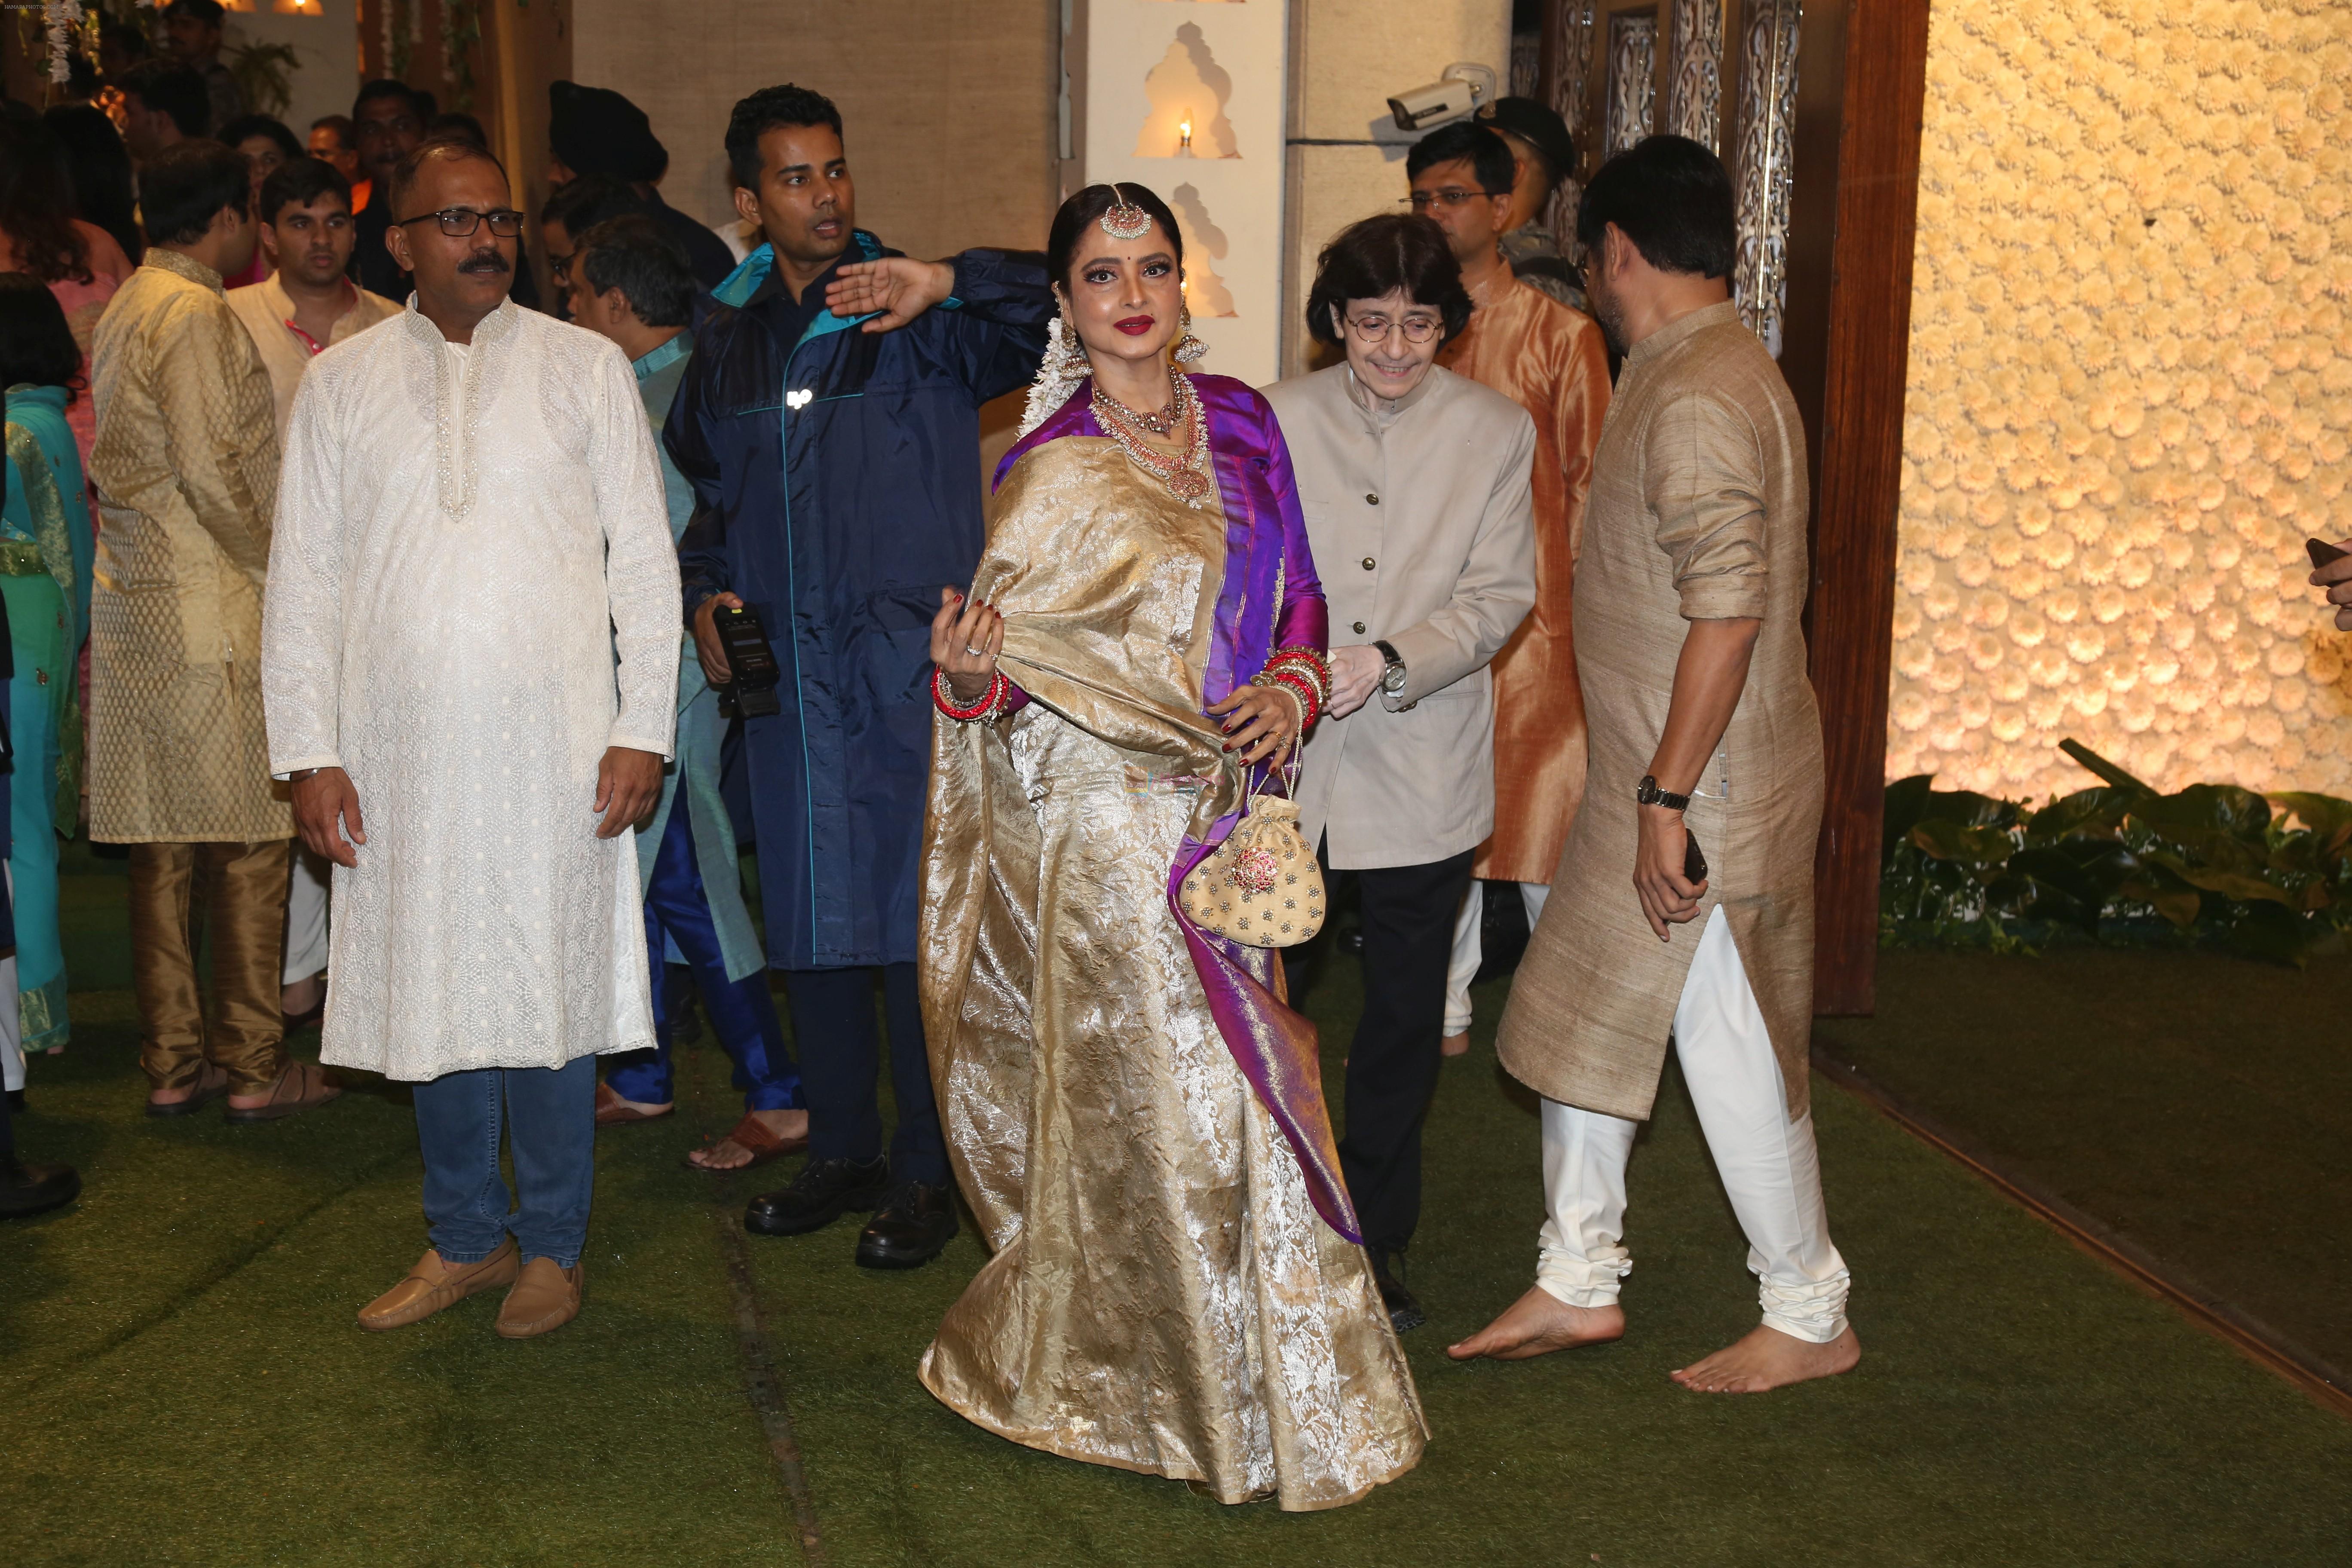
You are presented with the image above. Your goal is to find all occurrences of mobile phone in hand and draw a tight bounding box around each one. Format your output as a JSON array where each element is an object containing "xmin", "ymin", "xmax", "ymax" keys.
[
  {"xmin": 2307, "ymin": 538, "xmax": 2347, "ymax": 570},
  {"xmin": 1684, "ymin": 829, "xmax": 1708, "ymax": 885}
]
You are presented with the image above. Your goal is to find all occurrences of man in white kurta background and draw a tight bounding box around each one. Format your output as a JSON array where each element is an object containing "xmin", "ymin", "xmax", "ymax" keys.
[{"xmin": 260, "ymin": 142, "xmax": 680, "ymax": 1340}]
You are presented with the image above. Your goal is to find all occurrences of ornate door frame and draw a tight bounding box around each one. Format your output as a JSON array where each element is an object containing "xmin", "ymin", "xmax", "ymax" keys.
[{"xmin": 1538, "ymin": 0, "xmax": 1934, "ymax": 1014}]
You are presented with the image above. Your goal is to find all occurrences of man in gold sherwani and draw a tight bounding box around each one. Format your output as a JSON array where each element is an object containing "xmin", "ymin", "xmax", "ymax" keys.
[
  {"xmin": 89, "ymin": 141, "xmax": 332, "ymax": 1122},
  {"xmin": 1451, "ymin": 136, "xmax": 1859, "ymax": 1393},
  {"xmin": 1405, "ymin": 119, "xmax": 1611, "ymax": 1053}
]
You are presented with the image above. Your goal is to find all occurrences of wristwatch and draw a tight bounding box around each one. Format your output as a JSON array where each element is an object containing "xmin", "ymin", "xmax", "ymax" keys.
[
  {"xmin": 1372, "ymin": 639, "xmax": 1409, "ymax": 698},
  {"xmin": 1635, "ymin": 774, "xmax": 1691, "ymax": 811}
]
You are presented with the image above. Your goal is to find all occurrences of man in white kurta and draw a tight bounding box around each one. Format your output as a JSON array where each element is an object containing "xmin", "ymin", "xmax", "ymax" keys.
[{"xmin": 260, "ymin": 144, "xmax": 680, "ymax": 1338}]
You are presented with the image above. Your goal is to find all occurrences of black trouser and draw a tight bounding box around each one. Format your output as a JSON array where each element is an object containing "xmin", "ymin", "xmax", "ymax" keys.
[
  {"xmin": 781, "ymin": 963, "xmax": 947, "ymax": 1186},
  {"xmin": 1332, "ymin": 848, "xmax": 1477, "ymax": 1256}
]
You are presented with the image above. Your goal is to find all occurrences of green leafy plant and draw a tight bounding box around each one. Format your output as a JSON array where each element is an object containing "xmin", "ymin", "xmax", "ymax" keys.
[
  {"xmin": 1880, "ymin": 739, "xmax": 2352, "ymax": 964},
  {"xmin": 227, "ymin": 40, "xmax": 299, "ymax": 120}
]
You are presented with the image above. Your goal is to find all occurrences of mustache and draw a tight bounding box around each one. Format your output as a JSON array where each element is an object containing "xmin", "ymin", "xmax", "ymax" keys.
[{"xmin": 456, "ymin": 250, "xmax": 512, "ymax": 276}]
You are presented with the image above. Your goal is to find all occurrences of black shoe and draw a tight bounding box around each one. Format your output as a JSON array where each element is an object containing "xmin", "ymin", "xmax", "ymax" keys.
[
  {"xmin": 744, "ymin": 1155, "xmax": 889, "ymax": 1237},
  {"xmin": 1368, "ymin": 1246, "xmax": 1426, "ymax": 1333},
  {"xmin": 854, "ymin": 1180, "xmax": 958, "ymax": 1271},
  {"xmin": 0, "ymin": 1155, "xmax": 81, "ymax": 1219}
]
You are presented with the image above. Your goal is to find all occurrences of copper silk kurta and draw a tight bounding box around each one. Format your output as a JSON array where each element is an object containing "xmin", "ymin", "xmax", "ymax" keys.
[
  {"xmin": 1497, "ymin": 303, "xmax": 1823, "ymax": 1121},
  {"xmin": 1438, "ymin": 270, "xmax": 1611, "ymax": 884},
  {"xmin": 917, "ymin": 435, "xmax": 1424, "ymax": 1511}
]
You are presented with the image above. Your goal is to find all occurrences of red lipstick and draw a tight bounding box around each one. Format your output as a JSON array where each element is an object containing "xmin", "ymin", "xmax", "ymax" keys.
[{"xmin": 1114, "ymin": 315, "xmax": 1155, "ymax": 336}]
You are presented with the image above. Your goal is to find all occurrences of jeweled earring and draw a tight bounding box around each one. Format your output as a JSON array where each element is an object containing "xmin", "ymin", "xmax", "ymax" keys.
[{"xmin": 1173, "ymin": 305, "xmax": 1209, "ymax": 364}]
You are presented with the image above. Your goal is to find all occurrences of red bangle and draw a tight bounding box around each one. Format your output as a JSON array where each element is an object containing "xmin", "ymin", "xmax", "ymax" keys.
[
  {"xmin": 933, "ymin": 666, "xmax": 1007, "ymax": 722},
  {"xmin": 1259, "ymin": 668, "xmax": 1320, "ymax": 730}
]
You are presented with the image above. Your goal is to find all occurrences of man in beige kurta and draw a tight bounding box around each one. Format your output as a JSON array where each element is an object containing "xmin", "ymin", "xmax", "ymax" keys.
[
  {"xmin": 88, "ymin": 141, "xmax": 327, "ymax": 1120},
  {"xmin": 1455, "ymin": 136, "xmax": 1855, "ymax": 1393}
]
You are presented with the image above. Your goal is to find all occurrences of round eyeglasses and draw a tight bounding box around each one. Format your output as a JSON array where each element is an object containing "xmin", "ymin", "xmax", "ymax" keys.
[
  {"xmin": 395, "ymin": 207, "xmax": 525, "ymax": 238},
  {"xmin": 1344, "ymin": 314, "xmax": 1442, "ymax": 345}
]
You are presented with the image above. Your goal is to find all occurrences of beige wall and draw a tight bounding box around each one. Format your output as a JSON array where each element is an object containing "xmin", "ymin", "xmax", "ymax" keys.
[
  {"xmin": 1890, "ymin": 0, "xmax": 2352, "ymax": 799},
  {"xmin": 1281, "ymin": 0, "xmax": 1513, "ymax": 377},
  {"xmin": 571, "ymin": 0, "xmax": 1060, "ymax": 260}
]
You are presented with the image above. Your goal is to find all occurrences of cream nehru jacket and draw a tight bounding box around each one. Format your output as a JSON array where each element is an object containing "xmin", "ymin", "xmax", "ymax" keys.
[{"xmin": 1263, "ymin": 364, "xmax": 1536, "ymax": 871}]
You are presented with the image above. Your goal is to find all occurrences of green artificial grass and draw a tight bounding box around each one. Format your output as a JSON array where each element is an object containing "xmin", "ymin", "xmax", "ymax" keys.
[
  {"xmin": 1814, "ymin": 946, "xmax": 2352, "ymax": 1373},
  {"xmin": 5, "ymin": 843, "xmax": 2349, "ymax": 1566},
  {"xmin": 744, "ymin": 969, "xmax": 2352, "ymax": 1568}
]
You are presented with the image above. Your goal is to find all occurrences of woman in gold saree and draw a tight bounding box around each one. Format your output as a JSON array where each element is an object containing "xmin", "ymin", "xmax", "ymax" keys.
[{"xmin": 915, "ymin": 184, "xmax": 1425, "ymax": 1510}]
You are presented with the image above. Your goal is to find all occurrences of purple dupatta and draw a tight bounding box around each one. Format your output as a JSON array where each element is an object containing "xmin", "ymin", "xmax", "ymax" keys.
[{"xmin": 993, "ymin": 376, "xmax": 1357, "ymax": 1243}]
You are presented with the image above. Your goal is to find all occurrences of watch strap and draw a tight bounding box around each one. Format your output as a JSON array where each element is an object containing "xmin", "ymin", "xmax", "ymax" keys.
[{"xmin": 1636, "ymin": 774, "xmax": 1692, "ymax": 811}]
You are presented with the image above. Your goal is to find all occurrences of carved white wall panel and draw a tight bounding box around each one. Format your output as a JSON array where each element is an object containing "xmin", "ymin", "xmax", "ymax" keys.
[
  {"xmin": 1086, "ymin": 0, "xmax": 1289, "ymax": 385},
  {"xmin": 1730, "ymin": 0, "xmax": 1799, "ymax": 357},
  {"xmin": 1605, "ymin": 10, "xmax": 1658, "ymax": 158},
  {"xmin": 1666, "ymin": 0, "xmax": 1724, "ymax": 154}
]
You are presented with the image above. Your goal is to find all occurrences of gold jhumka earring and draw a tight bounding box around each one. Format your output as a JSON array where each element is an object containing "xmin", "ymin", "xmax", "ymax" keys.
[{"xmin": 1173, "ymin": 305, "xmax": 1209, "ymax": 364}]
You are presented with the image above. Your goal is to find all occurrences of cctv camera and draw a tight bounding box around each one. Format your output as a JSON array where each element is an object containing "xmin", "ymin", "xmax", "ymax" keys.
[{"xmin": 1387, "ymin": 63, "xmax": 1499, "ymax": 133}]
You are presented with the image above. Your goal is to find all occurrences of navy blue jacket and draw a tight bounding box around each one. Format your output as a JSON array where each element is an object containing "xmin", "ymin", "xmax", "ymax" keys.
[{"xmin": 666, "ymin": 233, "xmax": 1052, "ymax": 969}]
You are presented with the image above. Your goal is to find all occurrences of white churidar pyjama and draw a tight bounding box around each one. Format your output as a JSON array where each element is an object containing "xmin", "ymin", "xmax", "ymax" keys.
[
  {"xmin": 1444, "ymin": 879, "xmax": 1550, "ymax": 1035},
  {"xmin": 282, "ymin": 845, "xmax": 331, "ymax": 986},
  {"xmin": 1534, "ymin": 906, "xmax": 1850, "ymax": 1343}
]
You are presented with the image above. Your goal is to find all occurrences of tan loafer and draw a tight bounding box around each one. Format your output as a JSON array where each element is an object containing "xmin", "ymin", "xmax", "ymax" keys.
[
  {"xmin": 594, "ymin": 1079, "xmax": 672, "ymax": 1127},
  {"xmin": 496, "ymin": 1256, "xmax": 584, "ymax": 1339},
  {"xmin": 357, "ymin": 1239, "xmax": 520, "ymax": 1331}
]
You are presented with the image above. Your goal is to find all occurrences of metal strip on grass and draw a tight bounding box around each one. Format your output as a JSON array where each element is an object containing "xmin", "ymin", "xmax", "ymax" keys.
[{"xmin": 1813, "ymin": 1045, "xmax": 2352, "ymax": 1422}]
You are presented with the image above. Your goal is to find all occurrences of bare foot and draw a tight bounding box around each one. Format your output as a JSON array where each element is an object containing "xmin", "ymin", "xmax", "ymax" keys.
[
  {"xmin": 1440, "ymin": 1032, "xmax": 1470, "ymax": 1058},
  {"xmin": 1446, "ymin": 1286, "xmax": 1625, "ymax": 1361},
  {"xmin": 687, "ymin": 1108, "xmax": 811, "ymax": 1170},
  {"xmin": 1670, "ymin": 1323, "xmax": 1860, "ymax": 1393}
]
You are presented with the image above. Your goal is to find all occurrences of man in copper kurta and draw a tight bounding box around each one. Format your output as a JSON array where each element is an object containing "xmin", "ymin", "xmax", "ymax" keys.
[
  {"xmin": 1451, "ymin": 137, "xmax": 1858, "ymax": 1393},
  {"xmin": 1406, "ymin": 120, "xmax": 1611, "ymax": 1052},
  {"xmin": 89, "ymin": 141, "xmax": 331, "ymax": 1122}
]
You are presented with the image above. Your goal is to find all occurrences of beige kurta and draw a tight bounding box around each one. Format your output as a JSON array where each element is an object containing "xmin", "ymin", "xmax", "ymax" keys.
[
  {"xmin": 1438, "ymin": 269, "xmax": 1612, "ymax": 885},
  {"xmin": 224, "ymin": 276, "xmax": 401, "ymax": 437},
  {"xmin": 1495, "ymin": 302, "xmax": 1823, "ymax": 1121},
  {"xmin": 87, "ymin": 250, "xmax": 291, "ymax": 844},
  {"xmin": 1264, "ymin": 365, "xmax": 1537, "ymax": 871}
]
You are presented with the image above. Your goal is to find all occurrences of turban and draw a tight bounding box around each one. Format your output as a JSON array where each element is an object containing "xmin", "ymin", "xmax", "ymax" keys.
[{"xmin": 548, "ymin": 80, "xmax": 666, "ymax": 184}]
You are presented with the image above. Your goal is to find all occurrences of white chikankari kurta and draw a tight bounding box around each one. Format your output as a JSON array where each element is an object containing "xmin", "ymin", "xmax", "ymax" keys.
[{"xmin": 260, "ymin": 300, "xmax": 682, "ymax": 1081}]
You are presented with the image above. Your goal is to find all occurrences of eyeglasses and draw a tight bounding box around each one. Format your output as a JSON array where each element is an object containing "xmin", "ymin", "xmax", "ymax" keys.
[
  {"xmin": 1344, "ymin": 314, "xmax": 1442, "ymax": 345},
  {"xmin": 1404, "ymin": 188, "xmax": 1506, "ymax": 211},
  {"xmin": 395, "ymin": 208, "xmax": 525, "ymax": 238}
]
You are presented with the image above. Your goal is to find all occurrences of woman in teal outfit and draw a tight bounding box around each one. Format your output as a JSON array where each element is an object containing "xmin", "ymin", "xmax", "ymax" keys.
[{"xmin": 0, "ymin": 274, "xmax": 97, "ymax": 1054}]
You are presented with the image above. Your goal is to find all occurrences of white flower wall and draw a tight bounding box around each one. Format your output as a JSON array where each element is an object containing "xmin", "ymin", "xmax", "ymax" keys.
[{"xmin": 1890, "ymin": 0, "xmax": 2352, "ymax": 800}]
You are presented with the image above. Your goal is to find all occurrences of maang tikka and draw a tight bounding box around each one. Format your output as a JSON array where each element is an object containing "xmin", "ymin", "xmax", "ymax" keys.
[{"xmin": 1099, "ymin": 184, "xmax": 1153, "ymax": 240}]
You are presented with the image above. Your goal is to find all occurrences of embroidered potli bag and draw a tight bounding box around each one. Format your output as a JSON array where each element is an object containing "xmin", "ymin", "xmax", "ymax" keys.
[{"xmin": 1178, "ymin": 753, "xmax": 1326, "ymax": 949}]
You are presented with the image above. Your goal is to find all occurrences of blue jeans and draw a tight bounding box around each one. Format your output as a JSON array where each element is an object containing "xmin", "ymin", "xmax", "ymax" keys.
[
  {"xmin": 412, "ymin": 1055, "xmax": 596, "ymax": 1268},
  {"xmin": 606, "ymin": 804, "xmax": 803, "ymax": 1112}
]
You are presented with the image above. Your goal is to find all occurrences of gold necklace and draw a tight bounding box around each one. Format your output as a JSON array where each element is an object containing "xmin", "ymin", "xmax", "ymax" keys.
[
  {"xmin": 1093, "ymin": 371, "xmax": 1213, "ymax": 506},
  {"xmin": 1095, "ymin": 383, "xmax": 1180, "ymax": 436}
]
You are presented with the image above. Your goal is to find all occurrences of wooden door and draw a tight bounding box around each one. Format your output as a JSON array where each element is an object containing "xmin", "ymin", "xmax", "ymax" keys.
[{"xmin": 1536, "ymin": 0, "xmax": 1933, "ymax": 1014}]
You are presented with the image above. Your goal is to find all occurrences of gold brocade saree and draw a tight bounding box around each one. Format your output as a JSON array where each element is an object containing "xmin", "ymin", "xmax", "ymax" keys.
[{"xmin": 917, "ymin": 439, "xmax": 1425, "ymax": 1510}]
